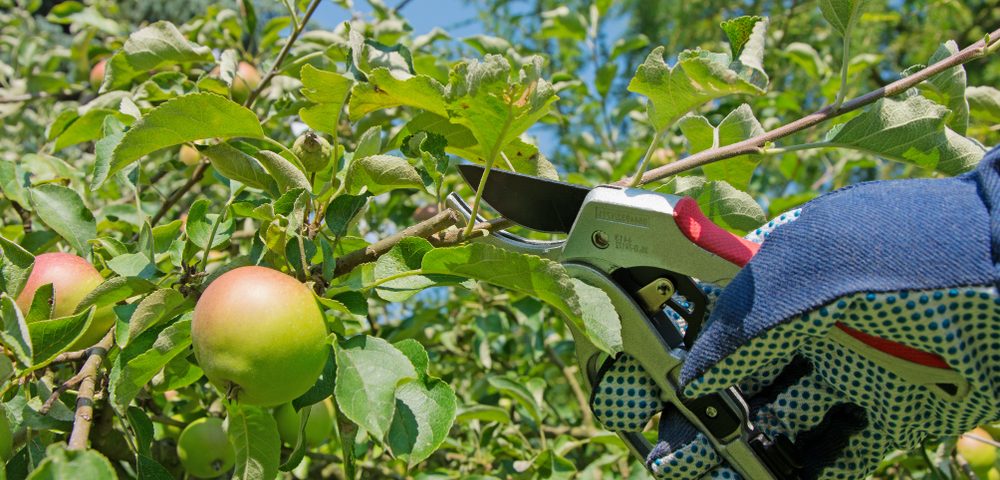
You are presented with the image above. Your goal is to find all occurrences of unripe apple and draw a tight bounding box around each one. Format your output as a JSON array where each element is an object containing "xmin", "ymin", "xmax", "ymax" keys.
[
  {"xmin": 15, "ymin": 252, "xmax": 113, "ymax": 350},
  {"xmin": 988, "ymin": 467, "xmax": 1000, "ymax": 480},
  {"xmin": 192, "ymin": 266, "xmax": 328, "ymax": 407},
  {"xmin": 177, "ymin": 417, "xmax": 235, "ymax": 478},
  {"xmin": 274, "ymin": 398, "xmax": 334, "ymax": 447},
  {"xmin": 291, "ymin": 132, "xmax": 333, "ymax": 173},
  {"xmin": 89, "ymin": 59, "xmax": 107, "ymax": 86},
  {"xmin": 957, "ymin": 427, "xmax": 997, "ymax": 473},
  {"xmin": 179, "ymin": 145, "xmax": 201, "ymax": 166}
]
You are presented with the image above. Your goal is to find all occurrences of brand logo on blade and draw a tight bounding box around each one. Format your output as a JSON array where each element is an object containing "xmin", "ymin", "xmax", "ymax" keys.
[{"xmin": 594, "ymin": 207, "xmax": 650, "ymax": 227}]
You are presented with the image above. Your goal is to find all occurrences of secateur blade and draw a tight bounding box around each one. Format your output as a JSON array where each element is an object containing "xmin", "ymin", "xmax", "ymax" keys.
[{"xmin": 457, "ymin": 164, "xmax": 592, "ymax": 234}]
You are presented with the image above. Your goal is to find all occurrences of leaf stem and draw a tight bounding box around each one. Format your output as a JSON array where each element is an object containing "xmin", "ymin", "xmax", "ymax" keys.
[
  {"xmin": 629, "ymin": 129, "xmax": 664, "ymax": 187},
  {"xmin": 832, "ymin": 3, "xmax": 862, "ymax": 110},
  {"xmin": 244, "ymin": 0, "xmax": 322, "ymax": 108},
  {"xmin": 200, "ymin": 186, "xmax": 244, "ymax": 270},
  {"xmin": 620, "ymin": 25, "xmax": 1000, "ymax": 187}
]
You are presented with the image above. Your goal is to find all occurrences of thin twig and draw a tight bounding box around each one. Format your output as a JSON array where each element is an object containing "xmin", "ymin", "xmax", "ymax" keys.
[
  {"xmin": 67, "ymin": 330, "xmax": 115, "ymax": 450},
  {"xmin": 333, "ymin": 209, "xmax": 459, "ymax": 277},
  {"xmin": 244, "ymin": 0, "xmax": 323, "ymax": 108},
  {"xmin": 49, "ymin": 348, "xmax": 89, "ymax": 365},
  {"xmin": 11, "ymin": 202, "xmax": 31, "ymax": 232},
  {"xmin": 619, "ymin": 26, "xmax": 1000, "ymax": 187},
  {"xmin": 149, "ymin": 161, "xmax": 209, "ymax": 227}
]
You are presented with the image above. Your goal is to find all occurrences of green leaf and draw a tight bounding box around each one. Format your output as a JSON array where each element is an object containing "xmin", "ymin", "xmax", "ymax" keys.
[
  {"xmin": 27, "ymin": 307, "xmax": 94, "ymax": 369},
  {"xmin": 349, "ymin": 68, "xmax": 447, "ymax": 121},
  {"xmin": 125, "ymin": 289, "xmax": 188, "ymax": 346},
  {"xmin": 569, "ymin": 279, "xmax": 622, "ymax": 354},
  {"xmin": 0, "ymin": 235, "xmax": 34, "ymax": 298},
  {"xmin": 324, "ymin": 194, "xmax": 369, "ymax": 237},
  {"xmin": 76, "ymin": 277, "xmax": 156, "ymax": 314},
  {"xmin": 374, "ymin": 237, "xmax": 463, "ymax": 302},
  {"xmin": 819, "ymin": 0, "xmax": 866, "ymax": 37},
  {"xmin": 823, "ymin": 95, "xmax": 985, "ymax": 175},
  {"xmin": 421, "ymin": 243, "xmax": 621, "ymax": 354},
  {"xmin": 388, "ymin": 377, "xmax": 457, "ymax": 467},
  {"xmin": 335, "ymin": 335, "xmax": 417, "ymax": 440},
  {"xmin": 109, "ymin": 319, "xmax": 191, "ymax": 412},
  {"xmin": 127, "ymin": 406, "xmax": 155, "ymax": 457},
  {"xmin": 299, "ymin": 65, "xmax": 354, "ymax": 136},
  {"xmin": 102, "ymin": 21, "xmax": 214, "ymax": 91},
  {"xmin": 225, "ymin": 402, "xmax": 281, "ymax": 480},
  {"xmin": 24, "ymin": 284, "xmax": 54, "ymax": 324},
  {"xmin": 344, "ymin": 155, "xmax": 423, "ymax": 195},
  {"xmin": 968, "ymin": 86, "xmax": 1000, "ymax": 124},
  {"xmin": 106, "ymin": 253, "xmax": 155, "ymax": 279},
  {"xmin": 672, "ymin": 176, "xmax": 767, "ymax": 233},
  {"xmin": 186, "ymin": 199, "xmax": 235, "ymax": 250},
  {"xmin": 920, "ymin": 41, "xmax": 970, "ymax": 135},
  {"xmin": 255, "ymin": 151, "xmax": 311, "ymax": 193},
  {"xmin": 678, "ymin": 104, "xmax": 764, "ymax": 189},
  {"xmin": 0, "ymin": 295, "xmax": 33, "ymax": 367},
  {"xmin": 720, "ymin": 16, "xmax": 764, "ymax": 59},
  {"xmin": 203, "ymin": 143, "xmax": 280, "ymax": 195},
  {"xmin": 627, "ymin": 18, "xmax": 768, "ymax": 131},
  {"xmin": 444, "ymin": 55, "xmax": 557, "ymax": 166},
  {"xmin": 456, "ymin": 404, "xmax": 511, "ymax": 424},
  {"xmin": 354, "ymin": 126, "xmax": 383, "ymax": 159},
  {"xmin": 53, "ymin": 109, "xmax": 133, "ymax": 152},
  {"xmin": 107, "ymin": 93, "xmax": 264, "ymax": 184},
  {"xmin": 28, "ymin": 185, "xmax": 97, "ymax": 255},
  {"xmin": 349, "ymin": 28, "xmax": 415, "ymax": 78},
  {"xmin": 782, "ymin": 42, "xmax": 828, "ymax": 80},
  {"xmin": 136, "ymin": 454, "xmax": 172, "ymax": 480},
  {"xmin": 487, "ymin": 376, "xmax": 541, "ymax": 423},
  {"xmin": 90, "ymin": 116, "xmax": 128, "ymax": 190},
  {"xmin": 403, "ymin": 112, "xmax": 558, "ymax": 178},
  {"xmin": 26, "ymin": 443, "xmax": 117, "ymax": 480},
  {"xmin": 291, "ymin": 354, "xmax": 336, "ymax": 411}
]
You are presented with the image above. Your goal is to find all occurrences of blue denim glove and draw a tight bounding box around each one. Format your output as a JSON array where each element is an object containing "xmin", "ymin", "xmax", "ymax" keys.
[{"xmin": 591, "ymin": 146, "xmax": 1000, "ymax": 480}]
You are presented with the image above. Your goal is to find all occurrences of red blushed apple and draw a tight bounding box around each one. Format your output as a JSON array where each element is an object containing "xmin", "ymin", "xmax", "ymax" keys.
[
  {"xmin": 211, "ymin": 61, "xmax": 261, "ymax": 104},
  {"xmin": 191, "ymin": 266, "xmax": 328, "ymax": 407},
  {"xmin": 15, "ymin": 252, "xmax": 114, "ymax": 349},
  {"xmin": 89, "ymin": 59, "xmax": 107, "ymax": 86}
]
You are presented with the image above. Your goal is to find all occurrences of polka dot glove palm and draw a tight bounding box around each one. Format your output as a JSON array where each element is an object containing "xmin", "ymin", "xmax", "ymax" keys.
[{"xmin": 591, "ymin": 148, "xmax": 1000, "ymax": 480}]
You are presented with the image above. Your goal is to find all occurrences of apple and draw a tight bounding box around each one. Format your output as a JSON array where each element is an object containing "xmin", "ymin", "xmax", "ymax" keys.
[
  {"xmin": 212, "ymin": 61, "xmax": 261, "ymax": 104},
  {"xmin": 192, "ymin": 266, "xmax": 328, "ymax": 406},
  {"xmin": 291, "ymin": 131, "xmax": 333, "ymax": 173},
  {"xmin": 988, "ymin": 467, "xmax": 1000, "ymax": 480},
  {"xmin": 89, "ymin": 59, "xmax": 107, "ymax": 86},
  {"xmin": 179, "ymin": 145, "xmax": 201, "ymax": 166},
  {"xmin": 957, "ymin": 427, "xmax": 997, "ymax": 474},
  {"xmin": 274, "ymin": 398, "xmax": 335, "ymax": 447},
  {"xmin": 176, "ymin": 417, "xmax": 235, "ymax": 478},
  {"xmin": 15, "ymin": 252, "xmax": 113, "ymax": 350}
]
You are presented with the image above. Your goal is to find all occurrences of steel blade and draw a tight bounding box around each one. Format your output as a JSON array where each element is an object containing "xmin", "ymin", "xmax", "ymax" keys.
[{"xmin": 457, "ymin": 164, "xmax": 591, "ymax": 233}]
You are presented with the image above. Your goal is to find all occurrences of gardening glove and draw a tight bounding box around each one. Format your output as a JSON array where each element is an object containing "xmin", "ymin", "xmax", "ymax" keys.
[{"xmin": 591, "ymin": 146, "xmax": 1000, "ymax": 480}]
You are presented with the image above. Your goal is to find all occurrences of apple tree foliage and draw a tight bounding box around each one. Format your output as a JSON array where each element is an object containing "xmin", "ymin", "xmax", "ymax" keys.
[{"xmin": 1, "ymin": 0, "xmax": 1000, "ymax": 478}]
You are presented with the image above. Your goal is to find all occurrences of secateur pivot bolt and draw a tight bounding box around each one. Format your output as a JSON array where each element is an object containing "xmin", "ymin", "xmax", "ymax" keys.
[{"xmin": 592, "ymin": 230, "xmax": 609, "ymax": 249}]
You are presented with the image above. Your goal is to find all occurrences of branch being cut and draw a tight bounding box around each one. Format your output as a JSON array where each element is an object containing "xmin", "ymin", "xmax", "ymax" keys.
[{"xmin": 618, "ymin": 26, "xmax": 1000, "ymax": 187}]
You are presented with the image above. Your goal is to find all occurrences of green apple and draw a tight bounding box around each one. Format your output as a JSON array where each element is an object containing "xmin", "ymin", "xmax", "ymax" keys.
[
  {"xmin": 177, "ymin": 417, "xmax": 235, "ymax": 478},
  {"xmin": 988, "ymin": 467, "xmax": 1000, "ymax": 480},
  {"xmin": 291, "ymin": 131, "xmax": 333, "ymax": 172},
  {"xmin": 957, "ymin": 427, "xmax": 997, "ymax": 474},
  {"xmin": 192, "ymin": 266, "xmax": 328, "ymax": 406},
  {"xmin": 179, "ymin": 144, "xmax": 201, "ymax": 166},
  {"xmin": 274, "ymin": 398, "xmax": 335, "ymax": 447},
  {"xmin": 15, "ymin": 252, "xmax": 113, "ymax": 350}
]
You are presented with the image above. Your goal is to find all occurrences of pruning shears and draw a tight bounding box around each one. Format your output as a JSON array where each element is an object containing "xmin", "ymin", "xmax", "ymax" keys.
[{"xmin": 450, "ymin": 165, "xmax": 799, "ymax": 480}]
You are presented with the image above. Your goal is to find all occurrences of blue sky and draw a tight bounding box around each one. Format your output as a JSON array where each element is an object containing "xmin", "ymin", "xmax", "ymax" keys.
[{"xmin": 314, "ymin": 0, "xmax": 485, "ymax": 37}]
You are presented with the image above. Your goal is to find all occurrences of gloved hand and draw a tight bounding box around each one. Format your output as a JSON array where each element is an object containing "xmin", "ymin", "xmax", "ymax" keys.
[{"xmin": 590, "ymin": 147, "xmax": 1000, "ymax": 480}]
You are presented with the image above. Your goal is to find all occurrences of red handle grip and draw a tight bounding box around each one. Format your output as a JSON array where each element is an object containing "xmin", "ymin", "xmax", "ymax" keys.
[{"xmin": 673, "ymin": 197, "xmax": 760, "ymax": 267}]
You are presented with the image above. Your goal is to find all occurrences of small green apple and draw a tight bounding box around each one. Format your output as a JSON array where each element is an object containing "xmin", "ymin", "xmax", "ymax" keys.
[
  {"xmin": 177, "ymin": 417, "xmax": 235, "ymax": 478},
  {"xmin": 291, "ymin": 131, "xmax": 333, "ymax": 172},
  {"xmin": 192, "ymin": 266, "xmax": 328, "ymax": 407},
  {"xmin": 274, "ymin": 398, "xmax": 335, "ymax": 447},
  {"xmin": 179, "ymin": 144, "xmax": 201, "ymax": 166},
  {"xmin": 957, "ymin": 427, "xmax": 997, "ymax": 474},
  {"xmin": 15, "ymin": 252, "xmax": 113, "ymax": 350}
]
